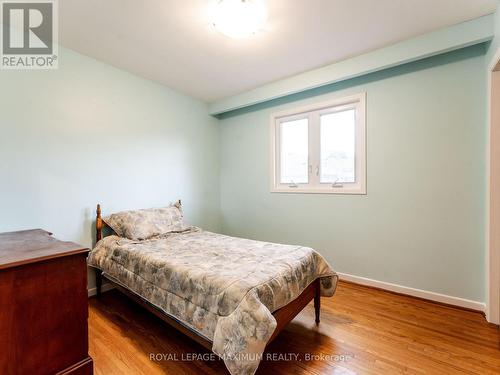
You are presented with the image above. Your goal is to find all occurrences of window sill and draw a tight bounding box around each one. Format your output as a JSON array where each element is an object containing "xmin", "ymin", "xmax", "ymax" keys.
[{"xmin": 270, "ymin": 187, "xmax": 366, "ymax": 195}]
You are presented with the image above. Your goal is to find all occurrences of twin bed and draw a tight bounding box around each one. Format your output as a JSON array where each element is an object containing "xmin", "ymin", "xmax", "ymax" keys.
[{"xmin": 87, "ymin": 201, "xmax": 337, "ymax": 375}]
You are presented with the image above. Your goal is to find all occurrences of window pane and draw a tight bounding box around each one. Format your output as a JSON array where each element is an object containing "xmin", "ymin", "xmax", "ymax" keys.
[
  {"xmin": 320, "ymin": 109, "xmax": 355, "ymax": 183},
  {"xmin": 280, "ymin": 118, "xmax": 308, "ymax": 184}
]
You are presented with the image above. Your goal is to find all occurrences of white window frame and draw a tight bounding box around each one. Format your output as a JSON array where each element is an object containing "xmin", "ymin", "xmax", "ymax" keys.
[{"xmin": 270, "ymin": 92, "xmax": 366, "ymax": 194}]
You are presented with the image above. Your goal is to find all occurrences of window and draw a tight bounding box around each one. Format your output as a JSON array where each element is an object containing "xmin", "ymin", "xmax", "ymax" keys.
[{"xmin": 270, "ymin": 93, "xmax": 366, "ymax": 194}]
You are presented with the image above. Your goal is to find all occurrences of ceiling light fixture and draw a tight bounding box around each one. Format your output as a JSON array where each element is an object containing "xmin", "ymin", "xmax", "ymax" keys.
[{"xmin": 211, "ymin": 0, "xmax": 268, "ymax": 39}]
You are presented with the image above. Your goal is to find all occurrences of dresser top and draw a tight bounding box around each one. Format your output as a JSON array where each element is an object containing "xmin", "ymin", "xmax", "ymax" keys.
[{"xmin": 0, "ymin": 229, "xmax": 88, "ymax": 270}]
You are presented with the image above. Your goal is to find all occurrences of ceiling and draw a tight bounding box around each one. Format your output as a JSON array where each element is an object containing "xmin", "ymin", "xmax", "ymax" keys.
[{"xmin": 59, "ymin": 0, "xmax": 498, "ymax": 102}]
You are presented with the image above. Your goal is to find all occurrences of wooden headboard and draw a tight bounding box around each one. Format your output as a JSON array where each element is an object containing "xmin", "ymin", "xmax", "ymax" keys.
[
  {"xmin": 95, "ymin": 204, "xmax": 108, "ymax": 243},
  {"xmin": 95, "ymin": 201, "xmax": 182, "ymax": 244}
]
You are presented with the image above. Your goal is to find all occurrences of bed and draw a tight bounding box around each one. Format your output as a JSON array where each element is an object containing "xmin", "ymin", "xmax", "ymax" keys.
[{"xmin": 87, "ymin": 202, "xmax": 337, "ymax": 375}]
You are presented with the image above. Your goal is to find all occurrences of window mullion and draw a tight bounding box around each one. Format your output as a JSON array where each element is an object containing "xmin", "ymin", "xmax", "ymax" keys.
[{"xmin": 309, "ymin": 112, "xmax": 320, "ymax": 187}]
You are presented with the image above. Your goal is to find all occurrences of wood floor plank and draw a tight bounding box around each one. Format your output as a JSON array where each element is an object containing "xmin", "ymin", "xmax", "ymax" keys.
[{"xmin": 88, "ymin": 281, "xmax": 500, "ymax": 374}]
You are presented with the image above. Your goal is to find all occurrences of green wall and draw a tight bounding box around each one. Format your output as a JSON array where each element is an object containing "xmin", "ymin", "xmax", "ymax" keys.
[
  {"xmin": 218, "ymin": 45, "xmax": 487, "ymax": 302},
  {"xmin": 487, "ymin": 7, "xmax": 500, "ymax": 66},
  {"xmin": 0, "ymin": 35, "xmax": 492, "ymax": 302},
  {"xmin": 0, "ymin": 47, "xmax": 221, "ymax": 270}
]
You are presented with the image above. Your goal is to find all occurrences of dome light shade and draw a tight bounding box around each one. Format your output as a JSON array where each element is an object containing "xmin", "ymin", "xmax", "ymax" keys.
[{"xmin": 211, "ymin": 0, "xmax": 268, "ymax": 38}]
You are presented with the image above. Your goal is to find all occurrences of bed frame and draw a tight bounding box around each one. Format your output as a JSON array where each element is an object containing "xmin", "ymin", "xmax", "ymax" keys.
[{"xmin": 94, "ymin": 203, "xmax": 321, "ymax": 350}]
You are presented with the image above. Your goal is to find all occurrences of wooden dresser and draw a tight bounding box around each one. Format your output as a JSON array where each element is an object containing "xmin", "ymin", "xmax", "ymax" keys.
[{"xmin": 0, "ymin": 229, "xmax": 93, "ymax": 375}]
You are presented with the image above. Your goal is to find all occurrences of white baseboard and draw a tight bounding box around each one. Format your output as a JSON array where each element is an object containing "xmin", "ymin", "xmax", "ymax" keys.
[
  {"xmin": 337, "ymin": 272, "xmax": 486, "ymax": 313},
  {"xmin": 87, "ymin": 282, "xmax": 115, "ymax": 297}
]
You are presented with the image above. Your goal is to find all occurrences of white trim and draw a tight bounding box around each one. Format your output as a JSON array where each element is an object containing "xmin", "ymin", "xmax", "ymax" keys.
[
  {"xmin": 270, "ymin": 93, "xmax": 365, "ymax": 119},
  {"xmin": 269, "ymin": 93, "xmax": 366, "ymax": 195},
  {"xmin": 337, "ymin": 272, "xmax": 486, "ymax": 312},
  {"xmin": 485, "ymin": 70, "xmax": 491, "ymax": 321},
  {"xmin": 87, "ymin": 282, "xmax": 115, "ymax": 298},
  {"xmin": 485, "ymin": 48, "xmax": 500, "ymax": 324},
  {"xmin": 488, "ymin": 46, "xmax": 500, "ymax": 72}
]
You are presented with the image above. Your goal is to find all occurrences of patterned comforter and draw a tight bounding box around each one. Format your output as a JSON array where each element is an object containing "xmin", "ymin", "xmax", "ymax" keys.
[{"xmin": 87, "ymin": 228, "xmax": 337, "ymax": 375}]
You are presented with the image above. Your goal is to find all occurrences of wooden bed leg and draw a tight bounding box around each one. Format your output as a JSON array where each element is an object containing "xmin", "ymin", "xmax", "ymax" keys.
[
  {"xmin": 314, "ymin": 279, "xmax": 321, "ymax": 325},
  {"xmin": 95, "ymin": 270, "xmax": 102, "ymax": 298}
]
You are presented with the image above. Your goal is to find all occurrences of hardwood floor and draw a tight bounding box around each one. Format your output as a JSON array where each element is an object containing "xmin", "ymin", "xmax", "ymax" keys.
[{"xmin": 89, "ymin": 281, "xmax": 500, "ymax": 375}]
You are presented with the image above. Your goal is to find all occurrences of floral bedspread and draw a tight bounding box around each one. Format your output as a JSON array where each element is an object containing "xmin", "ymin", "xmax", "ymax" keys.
[{"xmin": 87, "ymin": 228, "xmax": 337, "ymax": 375}]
